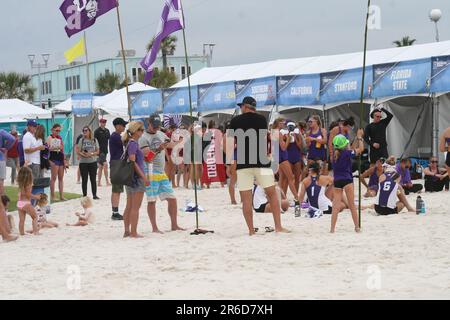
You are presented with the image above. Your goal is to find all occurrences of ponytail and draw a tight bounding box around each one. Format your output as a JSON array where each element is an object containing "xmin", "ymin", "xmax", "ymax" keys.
[{"xmin": 334, "ymin": 149, "xmax": 341, "ymax": 162}]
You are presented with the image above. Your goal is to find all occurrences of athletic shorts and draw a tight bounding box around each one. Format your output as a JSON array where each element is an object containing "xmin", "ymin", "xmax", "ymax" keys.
[
  {"xmin": 112, "ymin": 183, "xmax": 124, "ymax": 194},
  {"xmin": 333, "ymin": 179, "xmax": 353, "ymax": 189},
  {"xmin": 323, "ymin": 206, "xmax": 332, "ymax": 214},
  {"xmin": 98, "ymin": 153, "xmax": 107, "ymax": 165},
  {"xmin": 375, "ymin": 205, "xmax": 398, "ymax": 215},
  {"xmin": 446, "ymin": 152, "xmax": 450, "ymax": 167},
  {"xmin": 125, "ymin": 178, "xmax": 146, "ymax": 194},
  {"xmin": 0, "ymin": 160, "xmax": 5, "ymax": 180},
  {"xmin": 145, "ymin": 169, "xmax": 175, "ymax": 202},
  {"xmin": 254, "ymin": 203, "xmax": 267, "ymax": 213},
  {"xmin": 236, "ymin": 167, "xmax": 275, "ymax": 192}
]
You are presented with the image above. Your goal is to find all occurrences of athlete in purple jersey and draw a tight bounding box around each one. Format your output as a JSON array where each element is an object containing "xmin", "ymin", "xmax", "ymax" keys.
[{"xmin": 359, "ymin": 158, "xmax": 385, "ymax": 197}]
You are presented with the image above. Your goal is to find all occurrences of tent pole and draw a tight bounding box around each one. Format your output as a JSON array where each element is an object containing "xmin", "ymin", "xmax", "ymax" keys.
[
  {"xmin": 358, "ymin": 0, "xmax": 371, "ymax": 229},
  {"xmin": 115, "ymin": 1, "xmax": 132, "ymax": 121},
  {"xmin": 182, "ymin": 13, "xmax": 211, "ymax": 235}
]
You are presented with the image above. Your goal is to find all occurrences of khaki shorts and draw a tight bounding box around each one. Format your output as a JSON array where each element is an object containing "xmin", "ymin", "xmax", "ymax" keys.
[{"xmin": 236, "ymin": 167, "xmax": 275, "ymax": 191}]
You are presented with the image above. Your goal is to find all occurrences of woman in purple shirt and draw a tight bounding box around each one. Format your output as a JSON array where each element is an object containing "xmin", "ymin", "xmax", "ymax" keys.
[
  {"xmin": 330, "ymin": 129, "xmax": 364, "ymax": 234},
  {"xmin": 272, "ymin": 118, "xmax": 300, "ymax": 208},
  {"xmin": 359, "ymin": 158, "xmax": 385, "ymax": 197},
  {"xmin": 122, "ymin": 121, "xmax": 149, "ymax": 238},
  {"xmin": 396, "ymin": 158, "xmax": 423, "ymax": 195},
  {"xmin": 306, "ymin": 115, "xmax": 327, "ymax": 163}
]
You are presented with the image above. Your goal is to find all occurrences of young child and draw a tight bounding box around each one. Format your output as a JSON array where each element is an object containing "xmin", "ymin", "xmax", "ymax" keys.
[
  {"xmin": 17, "ymin": 167, "xmax": 40, "ymax": 236},
  {"xmin": 66, "ymin": 196, "xmax": 95, "ymax": 227},
  {"xmin": 1, "ymin": 195, "xmax": 16, "ymax": 234},
  {"xmin": 33, "ymin": 194, "xmax": 58, "ymax": 230}
]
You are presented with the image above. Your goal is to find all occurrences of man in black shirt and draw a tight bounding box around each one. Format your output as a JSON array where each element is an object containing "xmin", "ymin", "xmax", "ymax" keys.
[
  {"xmin": 364, "ymin": 108, "xmax": 393, "ymax": 163},
  {"xmin": 94, "ymin": 118, "xmax": 111, "ymax": 186},
  {"xmin": 227, "ymin": 96, "xmax": 289, "ymax": 236}
]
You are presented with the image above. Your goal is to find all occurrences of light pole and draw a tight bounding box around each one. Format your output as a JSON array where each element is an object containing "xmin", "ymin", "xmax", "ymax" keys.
[
  {"xmin": 28, "ymin": 53, "xmax": 50, "ymax": 107},
  {"xmin": 429, "ymin": 9, "xmax": 442, "ymax": 158},
  {"xmin": 202, "ymin": 43, "xmax": 216, "ymax": 67}
]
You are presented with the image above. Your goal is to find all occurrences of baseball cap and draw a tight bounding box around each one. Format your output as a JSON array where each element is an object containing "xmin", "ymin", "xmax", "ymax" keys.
[
  {"xmin": 113, "ymin": 117, "xmax": 128, "ymax": 126},
  {"xmin": 237, "ymin": 96, "xmax": 257, "ymax": 108},
  {"xmin": 370, "ymin": 108, "xmax": 382, "ymax": 119},
  {"xmin": 332, "ymin": 134, "xmax": 349, "ymax": 150},
  {"xmin": 27, "ymin": 119, "xmax": 38, "ymax": 127},
  {"xmin": 149, "ymin": 113, "xmax": 161, "ymax": 128}
]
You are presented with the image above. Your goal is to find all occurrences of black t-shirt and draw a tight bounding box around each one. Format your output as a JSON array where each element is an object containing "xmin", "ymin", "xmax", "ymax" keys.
[
  {"xmin": 364, "ymin": 108, "xmax": 393, "ymax": 149},
  {"xmin": 94, "ymin": 127, "xmax": 111, "ymax": 154},
  {"xmin": 229, "ymin": 112, "xmax": 271, "ymax": 170}
]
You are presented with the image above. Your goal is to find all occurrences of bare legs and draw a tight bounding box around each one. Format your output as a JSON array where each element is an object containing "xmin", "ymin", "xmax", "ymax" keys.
[
  {"xmin": 51, "ymin": 162, "xmax": 66, "ymax": 201},
  {"xmin": 240, "ymin": 186, "xmax": 289, "ymax": 236},
  {"xmin": 330, "ymin": 183, "xmax": 360, "ymax": 233},
  {"xmin": 147, "ymin": 198, "xmax": 185, "ymax": 233},
  {"xmin": 18, "ymin": 205, "xmax": 39, "ymax": 236},
  {"xmin": 97, "ymin": 163, "xmax": 110, "ymax": 187},
  {"xmin": 123, "ymin": 191, "xmax": 144, "ymax": 238},
  {"xmin": 278, "ymin": 161, "xmax": 299, "ymax": 201},
  {"xmin": 227, "ymin": 163, "xmax": 238, "ymax": 204}
]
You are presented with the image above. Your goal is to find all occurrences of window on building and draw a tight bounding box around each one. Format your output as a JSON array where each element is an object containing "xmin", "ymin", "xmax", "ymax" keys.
[
  {"xmin": 65, "ymin": 75, "xmax": 80, "ymax": 92},
  {"xmin": 170, "ymin": 66, "xmax": 175, "ymax": 73},
  {"xmin": 132, "ymin": 67, "xmax": 137, "ymax": 83},
  {"xmin": 181, "ymin": 66, "xmax": 192, "ymax": 79},
  {"xmin": 105, "ymin": 69, "xmax": 110, "ymax": 76},
  {"xmin": 41, "ymin": 80, "xmax": 52, "ymax": 95}
]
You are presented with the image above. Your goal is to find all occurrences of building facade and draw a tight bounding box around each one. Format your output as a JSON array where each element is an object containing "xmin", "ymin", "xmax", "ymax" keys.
[{"xmin": 31, "ymin": 54, "xmax": 208, "ymax": 106}]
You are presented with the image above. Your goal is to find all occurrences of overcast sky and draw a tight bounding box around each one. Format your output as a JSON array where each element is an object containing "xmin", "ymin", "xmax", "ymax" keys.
[{"xmin": 1, "ymin": 0, "xmax": 449, "ymax": 74}]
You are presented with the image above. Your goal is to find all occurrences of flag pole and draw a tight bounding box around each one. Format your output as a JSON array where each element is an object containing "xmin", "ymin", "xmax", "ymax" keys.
[
  {"xmin": 115, "ymin": 0, "xmax": 132, "ymax": 121},
  {"xmin": 83, "ymin": 31, "xmax": 91, "ymax": 93},
  {"xmin": 180, "ymin": 2, "xmax": 213, "ymax": 236},
  {"xmin": 358, "ymin": 0, "xmax": 371, "ymax": 229}
]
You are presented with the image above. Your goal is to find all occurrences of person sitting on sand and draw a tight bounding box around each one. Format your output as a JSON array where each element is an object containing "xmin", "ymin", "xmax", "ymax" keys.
[
  {"xmin": 396, "ymin": 158, "xmax": 423, "ymax": 195},
  {"xmin": 423, "ymin": 156, "xmax": 449, "ymax": 192},
  {"xmin": 33, "ymin": 194, "xmax": 58, "ymax": 230},
  {"xmin": 252, "ymin": 183, "xmax": 290, "ymax": 214},
  {"xmin": 1, "ymin": 195, "xmax": 17, "ymax": 235},
  {"xmin": 16, "ymin": 167, "xmax": 40, "ymax": 236},
  {"xmin": 299, "ymin": 162, "xmax": 347, "ymax": 216},
  {"xmin": 66, "ymin": 197, "xmax": 95, "ymax": 227},
  {"xmin": 359, "ymin": 157, "xmax": 385, "ymax": 198},
  {"xmin": 369, "ymin": 168, "xmax": 415, "ymax": 215}
]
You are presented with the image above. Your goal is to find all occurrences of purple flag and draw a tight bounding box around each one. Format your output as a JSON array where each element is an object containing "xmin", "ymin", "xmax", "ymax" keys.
[
  {"xmin": 141, "ymin": 0, "xmax": 184, "ymax": 84},
  {"xmin": 60, "ymin": 0, "xmax": 118, "ymax": 38}
]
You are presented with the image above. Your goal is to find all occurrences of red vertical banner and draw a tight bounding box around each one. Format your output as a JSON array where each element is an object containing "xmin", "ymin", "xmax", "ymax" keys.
[{"xmin": 202, "ymin": 129, "xmax": 226, "ymax": 184}]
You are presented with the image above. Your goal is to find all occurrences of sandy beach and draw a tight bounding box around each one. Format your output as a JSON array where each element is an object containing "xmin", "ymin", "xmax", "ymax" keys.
[{"xmin": 1, "ymin": 166, "xmax": 449, "ymax": 300}]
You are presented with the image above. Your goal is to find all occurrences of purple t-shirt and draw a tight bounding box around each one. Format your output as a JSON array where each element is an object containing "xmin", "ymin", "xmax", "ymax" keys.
[
  {"xmin": 0, "ymin": 129, "xmax": 16, "ymax": 161},
  {"xmin": 109, "ymin": 132, "xmax": 123, "ymax": 161},
  {"xmin": 396, "ymin": 163, "xmax": 411, "ymax": 185},
  {"xmin": 127, "ymin": 140, "xmax": 144, "ymax": 186},
  {"xmin": 332, "ymin": 149, "xmax": 355, "ymax": 181}
]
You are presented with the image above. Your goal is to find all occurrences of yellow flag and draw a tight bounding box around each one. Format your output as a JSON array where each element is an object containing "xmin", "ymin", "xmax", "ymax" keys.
[{"xmin": 64, "ymin": 37, "xmax": 85, "ymax": 64}]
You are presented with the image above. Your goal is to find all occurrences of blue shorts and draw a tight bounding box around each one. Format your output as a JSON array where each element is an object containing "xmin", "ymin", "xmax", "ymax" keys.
[{"xmin": 145, "ymin": 167, "xmax": 175, "ymax": 202}]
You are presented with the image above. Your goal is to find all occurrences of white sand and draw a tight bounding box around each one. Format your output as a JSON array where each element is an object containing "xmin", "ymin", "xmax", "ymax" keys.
[{"xmin": 1, "ymin": 166, "xmax": 449, "ymax": 300}]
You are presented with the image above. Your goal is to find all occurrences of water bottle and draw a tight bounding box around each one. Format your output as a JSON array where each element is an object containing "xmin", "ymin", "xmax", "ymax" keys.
[
  {"xmin": 416, "ymin": 196, "xmax": 422, "ymax": 215},
  {"xmin": 420, "ymin": 198, "xmax": 426, "ymax": 214}
]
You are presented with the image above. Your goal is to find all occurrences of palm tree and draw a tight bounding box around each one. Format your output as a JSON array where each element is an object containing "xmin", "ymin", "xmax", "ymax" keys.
[
  {"xmin": 138, "ymin": 68, "xmax": 178, "ymax": 88},
  {"xmin": 146, "ymin": 35, "xmax": 178, "ymax": 71},
  {"xmin": 0, "ymin": 72, "xmax": 35, "ymax": 101},
  {"xmin": 95, "ymin": 73, "xmax": 121, "ymax": 93},
  {"xmin": 393, "ymin": 36, "xmax": 417, "ymax": 47}
]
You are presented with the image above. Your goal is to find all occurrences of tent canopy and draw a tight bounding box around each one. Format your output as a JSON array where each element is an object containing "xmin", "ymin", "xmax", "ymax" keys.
[
  {"xmin": 172, "ymin": 41, "xmax": 450, "ymax": 88},
  {"xmin": 0, "ymin": 99, "xmax": 52, "ymax": 121},
  {"xmin": 52, "ymin": 82, "xmax": 156, "ymax": 115}
]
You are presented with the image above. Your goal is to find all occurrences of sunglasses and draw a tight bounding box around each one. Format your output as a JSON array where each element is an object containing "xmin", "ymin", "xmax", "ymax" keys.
[
  {"xmin": 431, "ymin": 161, "xmax": 438, "ymax": 164},
  {"xmin": 83, "ymin": 129, "xmax": 89, "ymax": 132}
]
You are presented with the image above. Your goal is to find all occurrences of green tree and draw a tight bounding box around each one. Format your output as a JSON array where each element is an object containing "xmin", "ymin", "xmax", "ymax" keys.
[
  {"xmin": 139, "ymin": 68, "xmax": 178, "ymax": 88},
  {"xmin": 393, "ymin": 36, "xmax": 416, "ymax": 47},
  {"xmin": 146, "ymin": 35, "xmax": 178, "ymax": 71},
  {"xmin": 95, "ymin": 73, "xmax": 121, "ymax": 93},
  {"xmin": 0, "ymin": 72, "xmax": 35, "ymax": 101}
]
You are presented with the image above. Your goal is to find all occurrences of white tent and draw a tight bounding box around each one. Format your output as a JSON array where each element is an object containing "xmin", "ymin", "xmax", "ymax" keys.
[
  {"xmin": 0, "ymin": 99, "xmax": 52, "ymax": 122},
  {"xmin": 95, "ymin": 82, "xmax": 156, "ymax": 116},
  {"xmin": 173, "ymin": 41, "xmax": 450, "ymax": 91},
  {"xmin": 52, "ymin": 82, "xmax": 156, "ymax": 115}
]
